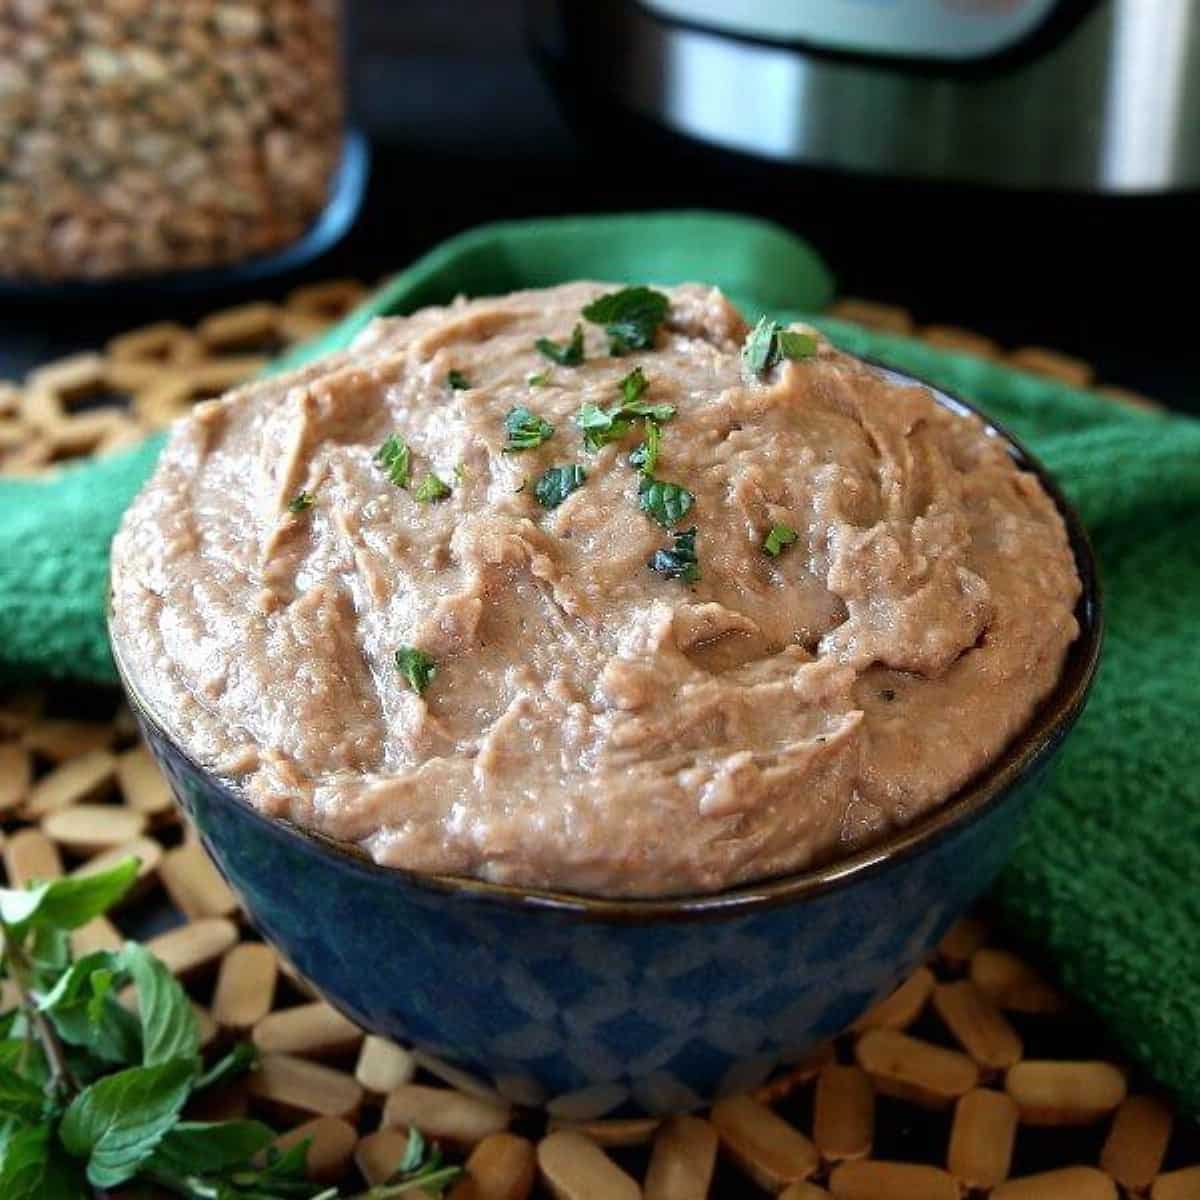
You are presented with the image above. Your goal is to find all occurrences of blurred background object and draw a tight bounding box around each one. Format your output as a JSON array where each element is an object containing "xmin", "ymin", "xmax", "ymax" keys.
[
  {"xmin": 0, "ymin": 0, "xmax": 352, "ymax": 284},
  {"xmin": 0, "ymin": 0, "xmax": 1195, "ymax": 410}
]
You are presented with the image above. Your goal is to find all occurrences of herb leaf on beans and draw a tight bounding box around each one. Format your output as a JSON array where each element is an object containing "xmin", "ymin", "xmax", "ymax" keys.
[
  {"xmin": 741, "ymin": 316, "xmax": 818, "ymax": 382},
  {"xmin": 763, "ymin": 523, "xmax": 798, "ymax": 556},
  {"xmin": 534, "ymin": 464, "xmax": 587, "ymax": 509},
  {"xmin": 287, "ymin": 491, "xmax": 314, "ymax": 514},
  {"xmin": 535, "ymin": 323, "xmax": 585, "ymax": 366},
  {"xmin": 447, "ymin": 370, "xmax": 470, "ymax": 390},
  {"xmin": 374, "ymin": 434, "xmax": 412, "ymax": 489},
  {"xmin": 628, "ymin": 418, "xmax": 660, "ymax": 475},
  {"xmin": 638, "ymin": 476, "xmax": 694, "ymax": 527},
  {"xmin": 650, "ymin": 527, "xmax": 700, "ymax": 583},
  {"xmin": 503, "ymin": 406, "xmax": 555, "ymax": 452},
  {"xmin": 581, "ymin": 286, "xmax": 670, "ymax": 355},
  {"xmin": 577, "ymin": 369, "xmax": 675, "ymax": 451},
  {"xmin": 395, "ymin": 645, "xmax": 436, "ymax": 694},
  {"xmin": 413, "ymin": 473, "xmax": 451, "ymax": 503}
]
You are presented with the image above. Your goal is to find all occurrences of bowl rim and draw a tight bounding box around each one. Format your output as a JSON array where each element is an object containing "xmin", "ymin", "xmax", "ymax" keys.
[{"xmin": 109, "ymin": 360, "xmax": 1103, "ymax": 925}]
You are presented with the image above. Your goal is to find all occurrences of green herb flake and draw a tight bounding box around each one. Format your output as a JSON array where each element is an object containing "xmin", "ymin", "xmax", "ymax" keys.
[
  {"xmin": 447, "ymin": 369, "xmax": 470, "ymax": 390},
  {"xmin": 581, "ymin": 285, "xmax": 670, "ymax": 355},
  {"xmin": 620, "ymin": 365, "xmax": 648, "ymax": 406},
  {"xmin": 413, "ymin": 473, "xmax": 451, "ymax": 503},
  {"xmin": 638, "ymin": 476, "xmax": 694, "ymax": 527},
  {"xmin": 763, "ymin": 523, "xmax": 799, "ymax": 557},
  {"xmin": 628, "ymin": 418, "xmax": 661, "ymax": 475},
  {"xmin": 778, "ymin": 329, "xmax": 819, "ymax": 360},
  {"xmin": 454, "ymin": 463, "xmax": 467, "ymax": 485},
  {"xmin": 535, "ymin": 323, "xmax": 585, "ymax": 366},
  {"xmin": 503, "ymin": 405, "xmax": 555, "ymax": 452},
  {"xmin": 395, "ymin": 645, "xmax": 436, "ymax": 695},
  {"xmin": 576, "ymin": 372, "xmax": 675, "ymax": 451},
  {"xmin": 287, "ymin": 490, "xmax": 314, "ymax": 514},
  {"xmin": 741, "ymin": 316, "xmax": 818, "ymax": 382},
  {"xmin": 534, "ymin": 464, "xmax": 587, "ymax": 509},
  {"xmin": 527, "ymin": 370, "xmax": 551, "ymax": 387},
  {"xmin": 649, "ymin": 527, "xmax": 700, "ymax": 583},
  {"xmin": 374, "ymin": 434, "xmax": 412, "ymax": 489}
]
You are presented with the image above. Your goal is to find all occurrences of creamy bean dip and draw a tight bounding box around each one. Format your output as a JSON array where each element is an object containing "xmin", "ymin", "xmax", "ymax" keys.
[{"xmin": 110, "ymin": 282, "xmax": 1081, "ymax": 897}]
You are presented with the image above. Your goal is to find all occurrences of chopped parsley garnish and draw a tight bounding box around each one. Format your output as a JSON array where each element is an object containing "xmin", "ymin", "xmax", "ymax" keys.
[
  {"xmin": 535, "ymin": 323, "xmax": 585, "ymax": 366},
  {"xmin": 503, "ymin": 405, "xmax": 556, "ymax": 452},
  {"xmin": 628, "ymin": 418, "xmax": 661, "ymax": 475},
  {"xmin": 535, "ymin": 464, "xmax": 587, "ymax": 508},
  {"xmin": 639, "ymin": 476, "xmax": 694, "ymax": 527},
  {"xmin": 447, "ymin": 369, "xmax": 470, "ymax": 389},
  {"xmin": 414, "ymin": 472, "xmax": 451, "ymax": 503},
  {"xmin": 395, "ymin": 645, "xmax": 436, "ymax": 694},
  {"xmin": 741, "ymin": 316, "xmax": 819, "ymax": 382},
  {"xmin": 763, "ymin": 523, "xmax": 798, "ymax": 556},
  {"xmin": 582, "ymin": 286, "xmax": 670, "ymax": 355},
  {"xmin": 649, "ymin": 526, "xmax": 699, "ymax": 583},
  {"xmin": 527, "ymin": 370, "xmax": 551, "ymax": 387},
  {"xmin": 287, "ymin": 490, "xmax": 314, "ymax": 513},
  {"xmin": 454, "ymin": 462, "xmax": 467, "ymax": 484},
  {"xmin": 374, "ymin": 434, "xmax": 412, "ymax": 488},
  {"xmin": 576, "ymin": 370, "xmax": 675, "ymax": 451}
]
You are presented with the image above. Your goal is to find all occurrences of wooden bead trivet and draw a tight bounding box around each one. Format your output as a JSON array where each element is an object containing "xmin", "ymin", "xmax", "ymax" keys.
[{"xmin": 0, "ymin": 287, "xmax": 1191, "ymax": 1198}]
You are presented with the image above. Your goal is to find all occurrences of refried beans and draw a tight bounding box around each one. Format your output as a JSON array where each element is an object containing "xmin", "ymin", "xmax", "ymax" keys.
[{"xmin": 109, "ymin": 282, "xmax": 1082, "ymax": 897}]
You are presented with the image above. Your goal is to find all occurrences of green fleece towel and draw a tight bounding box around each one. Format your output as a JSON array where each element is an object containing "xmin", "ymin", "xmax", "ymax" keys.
[{"xmin": 2, "ymin": 212, "xmax": 1198, "ymax": 1111}]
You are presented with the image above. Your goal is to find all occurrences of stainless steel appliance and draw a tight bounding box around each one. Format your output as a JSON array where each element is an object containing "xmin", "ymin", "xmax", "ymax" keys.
[{"xmin": 528, "ymin": 0, "xmax": 1200, "ymax": 193}]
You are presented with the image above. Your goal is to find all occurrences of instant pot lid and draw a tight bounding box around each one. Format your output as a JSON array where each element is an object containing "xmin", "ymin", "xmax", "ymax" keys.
[{"xmin": 527, "ymin": 0, "xmax": 1200, "ymax": 194}]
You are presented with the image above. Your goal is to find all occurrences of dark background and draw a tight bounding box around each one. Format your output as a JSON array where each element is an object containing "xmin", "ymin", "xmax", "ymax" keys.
[{"xmin": 1, "ymin": 0, "xmax": 1195, "ymax": 410}]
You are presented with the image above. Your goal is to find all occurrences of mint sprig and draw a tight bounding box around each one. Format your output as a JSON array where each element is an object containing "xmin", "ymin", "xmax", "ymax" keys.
[{"xmin": 0, "ymin": 861, "xmax": 458, "ymax": 1200}]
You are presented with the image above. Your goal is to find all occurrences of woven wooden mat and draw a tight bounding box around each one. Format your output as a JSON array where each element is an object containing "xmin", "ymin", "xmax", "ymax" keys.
[{"xmin": 0, "ymin": 287, "xmax": 1195, "ymax": 1199}]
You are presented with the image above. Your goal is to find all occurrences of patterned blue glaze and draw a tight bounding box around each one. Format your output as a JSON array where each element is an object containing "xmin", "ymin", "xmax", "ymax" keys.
[{"xmin": 131, "ymin": 709, "xmax": 1052, "ymax": 1115}]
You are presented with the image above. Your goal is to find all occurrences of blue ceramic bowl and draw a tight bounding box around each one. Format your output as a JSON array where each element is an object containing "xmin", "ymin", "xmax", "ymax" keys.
[{"xmin": 110, "ymin": 369, "xmax": 1101, "ymax": 1117}]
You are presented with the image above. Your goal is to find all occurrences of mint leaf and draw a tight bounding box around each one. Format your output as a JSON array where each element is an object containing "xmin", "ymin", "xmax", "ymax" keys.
[
  {"xmin": 413, "ymin": 473, "xmax": 451, "ymax": 503},
  {"xmin": 649, "ymin": 527, "xmax": 700, "ymax": 583},
  {"xmin": 534, "ymin": 464, "xmax": 587, "ymax": 509},
  {"xmin": 148, "ymin": 1119, "xmax": 275, "ymax": 1177},
  {"xmin": 395, "ymin": 646, "xmax": 436, "ymax": 696},
  {"xmin": 374, "ymin": 435, "xmax": 411, "ymax": 489},
  {"xmin": 0, "ymin": 1062, "xmax": 48, "ymax": 1124},
  {"xmin": 582, "ymin": 286, "xmax": 669, "ymax": 355},
  {"xmin": 0, "ymin": 860, "xmax": 138, "ymax": 933},
  {"xmin": 503, "ymin": 406, "xmax": 555, "ymax": 452},
  {"xmin": 0, "ymin": 1126, "xmax": 86, "ymax": 1200},
  {"xmin": 59, "ymin": 1057, "xmax": 194, "ymax": 1189},
  {"xmin": 535, "ymin": 323, "xmax": 584, "ymax": 366},
  {"xmin": 396, "ymin": 1127, "xmax": 428, "ymax": 1173},
  {"xmin": 576, "ymin": 376, "xmax": 674, "ymax": 451},
  {"xmin": 447, "ymin": 370, "xmax": 470, "ymax": 390},
  {"xmin": 741, "ymin": 317, "xmax": 818, "ymax": 382},
  {"xmin": 39, "ymin": 952, "xmax": 141, "ymax": 1067},
  {"xmin": 628, "ymin": 419, "xmax": 660, "ymax": 475},
  {"xmin": 118, "ymin": 944, "xmax": 199, "ymax": 1068},
  {"xmin": 0, "ymin": 1040, "xmax": 47, "ymax": 1089},
  {"xmin": 638, "ymin": 477, "xmax": 694, "ymax": 527},
  {"xmin": 763, "ymin": 524, "xmax": 799, "ymax": 557},
  {"xmin": 288, "ymin": 491, "xmax": 314, "ymax": 514},
  {"xmin": 777, "ymin": 330, "xmax": 818, "ymax": 360}
]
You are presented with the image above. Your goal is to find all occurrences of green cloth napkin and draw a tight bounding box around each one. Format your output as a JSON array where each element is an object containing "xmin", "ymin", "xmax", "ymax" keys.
[{"xmin": 2, "ymin": 210, "xmax": 1198, "ymax": 1112}]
